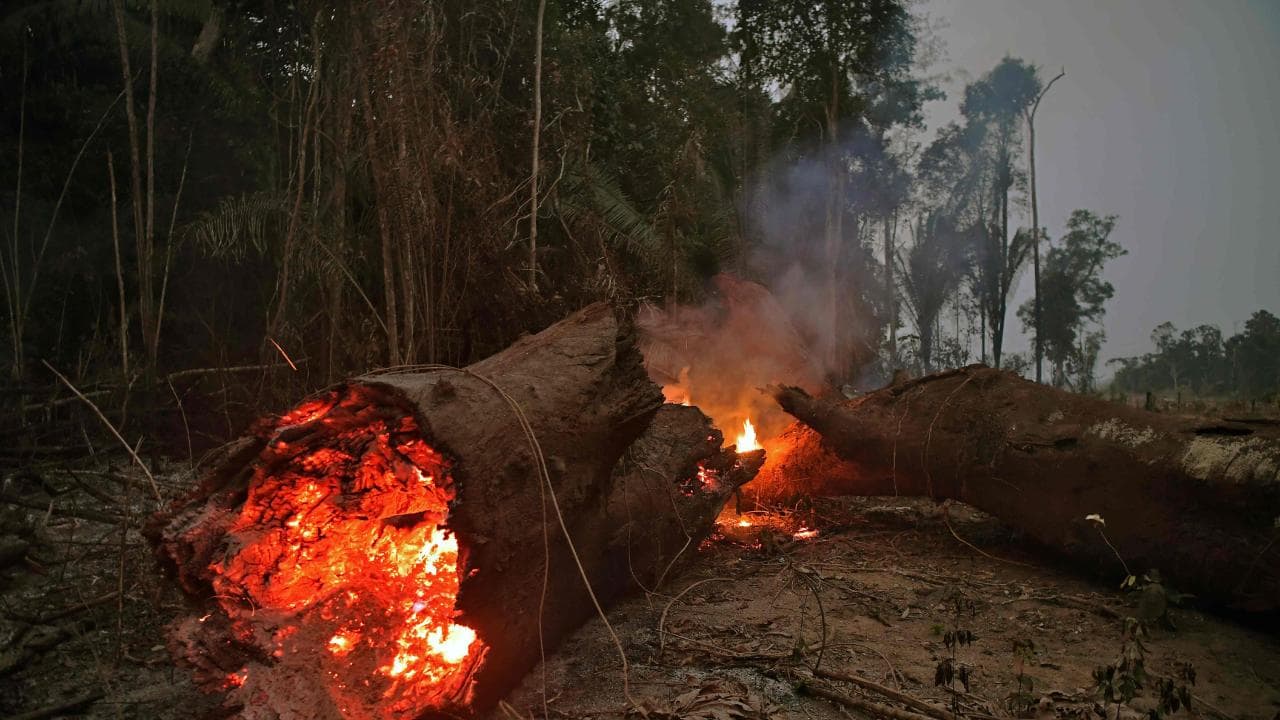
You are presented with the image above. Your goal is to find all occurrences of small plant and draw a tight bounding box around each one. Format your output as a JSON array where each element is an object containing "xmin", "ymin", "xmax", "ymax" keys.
[
  {"xmin": 1005, "ymin": 637, "xmax": 1038, "ymax": 716},
  {"xmin": 933, "ymin": 589, "xmax": 977, "ymax": 712},
  {"xmin": 1093, "ymin": 617, "xmax": 1148, "ymax": 713},
  {"xmin": 1086, "ymin": 513, "xmax": 1198, "ymax": 720},
  {"xmin": 1151, "ymin": 662, "xmax": 1196, "ymax": 720}
]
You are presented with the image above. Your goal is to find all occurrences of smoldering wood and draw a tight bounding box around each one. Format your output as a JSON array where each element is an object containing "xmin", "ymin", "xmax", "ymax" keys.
[
  {"xmin": 150, "ymin": 303, "xmax": 758, "ymax": 718},
  {"xmin": 762, "ymin": 365, "xmax": 1280, "ymax": 613}
]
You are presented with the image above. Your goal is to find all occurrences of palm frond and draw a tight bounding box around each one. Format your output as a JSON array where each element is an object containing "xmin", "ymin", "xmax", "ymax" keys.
[
  {"xmin": 558, "ymin": 161, "xmax": 664, "ymax": 267},
  {"xmin": 187, "ymin": 191, "xmax": 288, "ymax": 261}
]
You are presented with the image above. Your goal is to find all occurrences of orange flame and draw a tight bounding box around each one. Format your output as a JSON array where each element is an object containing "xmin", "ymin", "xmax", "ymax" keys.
[{"xmin": 735, "ymin": 418, "xmax": 760, "ymax": 452}]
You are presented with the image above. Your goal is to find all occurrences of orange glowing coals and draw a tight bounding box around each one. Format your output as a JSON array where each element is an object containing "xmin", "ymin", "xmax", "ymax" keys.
[{"xmin": 208, "ymin": 390, "xmax": 484, "ymax": 715}]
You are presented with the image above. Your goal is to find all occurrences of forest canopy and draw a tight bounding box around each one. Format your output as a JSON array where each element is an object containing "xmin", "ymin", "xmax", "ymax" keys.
[{"xmin": 0, "ymin": 0, "xmax": 1245, "ymax": 449}]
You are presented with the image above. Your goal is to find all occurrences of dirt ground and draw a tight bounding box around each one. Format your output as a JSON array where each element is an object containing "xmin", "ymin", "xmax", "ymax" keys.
[
  {"xmin": 2, "ymin": 465, "xmax": 1278, "ymax": 720},
  {"xmin": 500, "ymin": 498, "xmax": 1280, "ymax": 720}
]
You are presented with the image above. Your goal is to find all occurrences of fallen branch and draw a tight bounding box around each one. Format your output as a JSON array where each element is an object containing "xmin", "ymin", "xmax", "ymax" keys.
[
  {"xmin": 658, "ymin": 577, "xmax": 735, "ymax": 661},
  {"xmin": 7, "ymin": 690, "xmax": 103, "ymax": 720},
  {"xmin": 164, "ymin": 361, "xmax": 304, "ymax": 383},
  {"xmin": 41, "ymin": 361, "xmax": 159, "ymax": 502},
  {"xmin": 797, "ymin": 676, "xmax": 938, "ymax": 720},
  {"xmin": 813, "ymin": 668, "xmax": 958, "ymax": 720},
  {"xmin": 0, "ymin": 493, "xmax": 122, "ymax": 525}
]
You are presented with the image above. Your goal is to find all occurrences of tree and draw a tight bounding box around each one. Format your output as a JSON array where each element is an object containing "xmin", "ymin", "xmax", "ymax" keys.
[
  {"xmin": 897, "ymin": 214, "xmax": 965, "ymax": 372},
  {"xmin": 1112, "ymin": 311, "xmax": 1279, "ymax": 403},
  {"xmin": 1018, "ymin": 209, "xmax": 1123, "ymax": 389},
  {"xmin": 1235, "ymin": 309, "xmax": 1280, "ymax": 400},
  {"xmin": 1150, "ymin": 321, "xmax": 1186, "ymax": 396},
  {"xmin": 1026, "ymin": 67, "xmax": 1064, "ymax": 383},
  {"xmin": 961, "ymin": 57, "xmax": 1041, "ymax": 368},
  {"xmin": 916, "ymin": 120, "xmax": 989, "ymax": 362},
  {"xmin": 736, "ymin": 0, "xmax": 925, "ymax": 376}
]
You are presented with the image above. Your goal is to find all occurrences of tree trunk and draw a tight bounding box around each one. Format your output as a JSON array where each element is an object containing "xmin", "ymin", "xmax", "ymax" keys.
[
  {"xmin": 150, "ymin": 304, "xmax": 759, "ymax": 719},
  {"xmin": 994, "ymin": 160, "xmax": 1008, "ymax": 369},
  {"xmin": 1029, "ymin": 69, "xmax": 1064, "ymax": 386},
  {"xmin": 1029, "ymin": 117, "xmax": 1041, "ymax": 383},
  {"xmin": 528, "ymin": 0, "xmax": 547, "ymax": 292},
  {"xmin": 111, "ymin": 0, "xmax": 153, "ymax": 371},
  {"xmin": 759, "ymin": 366, "xmax": 1280, "ymax": 613},
  {"xmin": 884, "ymin": 214, "xmax": 895, "ymax": 366},
  {"xmin": 824, "ymin": 69, "xmax": 842, "ymax": 378}
]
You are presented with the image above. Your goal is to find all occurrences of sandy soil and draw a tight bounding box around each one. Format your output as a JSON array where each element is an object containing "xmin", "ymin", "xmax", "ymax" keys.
[{"xmin": 2, "ymin": 469, "xmax": 1278, "ymax": 720}]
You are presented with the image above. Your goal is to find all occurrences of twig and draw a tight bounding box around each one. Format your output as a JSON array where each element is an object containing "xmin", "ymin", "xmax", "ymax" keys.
[
  {"xmin": 167, "ymin": 377, "xmax": 193, "ymax": 469},
  {"xmin": 941, "ymin": 501, "xmax": 1034, "ymax": 568},
  {"xmin": 791, "ymin": 564, "xmax": 829, "ymax": 673},
  {"xmin": 661, "ymin": 630, "xmax": 790, "ymax": 661},
  {"xmin": 814, "ymin": 668, "xmax": 958, "ymax": 720},
  {"xmin": 8, "ymin": 690, "xmax": 103, "ymax": 720},
  {"xmin": 41, "ymin": 361, "xmax": 160, "ymax": 502},
  {"xmin": 800, "ymin": 677, "xmax": 938, "ymax": 720},
  {"xmin": 997, "ymin": 592, "xmax": 1122, "ymax": 620},
  {"xmin": 842, "ymin": 642, "xmax": 902, "ymax": 690},
  {"xmin": 1092, "ymin": 524, "xmax": 1131, "ymax": 578},
  {"xmin": 267, "ymin": 337, "xmax": 299, "ymax": 371},
  {"xmin": 658, "ymin": 577, "xmax": 733, "ymax": 660},
  {"xmin": 632, "ymin": 456, "xmax": 694, "ymax": 592},
  {"xmin": 20, "ymin": 590, "xmax": 121, "ymax": 625},
  {"xmin": 165, "ymin": 362, "xmax": 302, "ymax": 382},
  {"xmin": 63, "ymin": 467, "xmax": 121, "ymax": 507},
  {"xmin": 0, "ymin": 493, "xmax": 121, "ymax": 525}
]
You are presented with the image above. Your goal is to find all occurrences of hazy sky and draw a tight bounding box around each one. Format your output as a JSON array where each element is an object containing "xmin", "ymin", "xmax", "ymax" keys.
[{"xmin": 921, "ymin": 0, "xmax": 1280, "ymax": 364}]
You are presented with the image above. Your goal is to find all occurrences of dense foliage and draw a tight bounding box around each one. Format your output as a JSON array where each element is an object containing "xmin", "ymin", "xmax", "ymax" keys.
[
  {"xmin": 1110, "ymin": 310, "xmax": 1280, "ymax": 402},
  {"xmin": 0, "ymin": 0, "xmax": 1138, "ymax": 448}
]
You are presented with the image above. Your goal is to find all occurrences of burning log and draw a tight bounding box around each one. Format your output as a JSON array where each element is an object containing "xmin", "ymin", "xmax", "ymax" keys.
[
  {"xmin": 151, "ymin": 304, "xmax": 758, "ymax": 719},
  {"xmin": 765, "ymin": 366, "xmax": 1280, "ymax": 613}
]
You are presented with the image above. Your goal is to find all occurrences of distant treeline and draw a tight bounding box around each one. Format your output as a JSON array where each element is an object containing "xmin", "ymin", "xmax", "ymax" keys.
[{"xmin": 1109, "ymin": 310, "xmax": 1280, "ymax": 401}]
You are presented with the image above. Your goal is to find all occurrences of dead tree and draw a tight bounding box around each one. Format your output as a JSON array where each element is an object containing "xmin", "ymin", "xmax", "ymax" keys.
[
  {"xmin": 761, "ymin": 366, "xmax": 1280, "ymax": 613},
  {"xmin": 151, "ymin": 304, "xmax": 759, "ymax": 719}
]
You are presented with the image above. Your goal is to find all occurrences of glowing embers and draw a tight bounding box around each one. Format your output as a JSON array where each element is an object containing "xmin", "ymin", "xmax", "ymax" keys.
[
  {"xmin": 209, "ymin": 389, "xmax": 484, "ymax": 716},
  {"xmin": 714, "ymin": 506, "xmax": 821, "ymax": 546}
]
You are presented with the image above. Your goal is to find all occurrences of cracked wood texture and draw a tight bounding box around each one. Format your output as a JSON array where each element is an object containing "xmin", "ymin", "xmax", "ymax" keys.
[{"xmin": 763, "ymin": 365, "xmax": 1280, "ymax": 614}]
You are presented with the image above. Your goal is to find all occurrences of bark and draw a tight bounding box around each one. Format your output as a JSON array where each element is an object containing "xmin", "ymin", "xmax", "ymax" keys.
[
  {"xmin": 150, "ymin": 304, "xmax": 757, "ymax": 718},
  {"xmin": 110, "ymin": 0, "xmax": 152, "ymax": 368},
  {"xmin": 528, "ymin": 0, "xmax": 547, "ymax": 291},
  {"xmin": 191, "ymin": 6, "xmax": 225, "ymax": 65},
  {"xmin": 762, "ymin": 365, "xmax": 1280, "ymax": 613},
  {"xmin": 884, "ymin": 214, "xmax": 895, "ymax": 365}
]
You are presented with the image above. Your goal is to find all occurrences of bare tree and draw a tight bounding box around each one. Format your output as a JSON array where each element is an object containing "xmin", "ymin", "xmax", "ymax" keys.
[{"xmin": 1026, "ymin": 67, "xmax": 1064, "ymax": 383}]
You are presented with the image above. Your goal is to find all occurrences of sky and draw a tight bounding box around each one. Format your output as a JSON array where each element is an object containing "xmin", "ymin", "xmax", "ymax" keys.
[{"xmin": 920, "ymin": 0, "xmax": 1280, "ymax": 365}]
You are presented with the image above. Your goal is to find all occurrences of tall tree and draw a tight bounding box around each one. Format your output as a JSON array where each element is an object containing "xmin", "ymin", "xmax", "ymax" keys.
[
  {"xmin": 897, "ymin": 214, "xmax": 965, "ymax": 372},
  {"xmin": 736, "ymin": 0, "xmax": 924, "ymax": 376},
  {"xmin": 1026, "ymin": 67, "xmax": 1064, "ymax": 383},
  {"xmin": 1235, "ymin": 310, "xmax": 1280, "ymax": 400},
  {"xmin": 961, "ymin": 57, "xmax": 1040, "ymax": 368},
  {"xmin": 1017, "ymin": 209, "xmax": 1123, "ymax": 389}
]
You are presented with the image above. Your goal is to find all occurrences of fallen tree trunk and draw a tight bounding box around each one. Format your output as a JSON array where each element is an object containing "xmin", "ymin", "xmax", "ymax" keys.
[
  {"xmin": 762, "ymin": 365, "xmax": 1280, "ymax": 613},
  {"xmin": 150, "ymin": 304, "xmax": 758, "ymax": 720}
]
